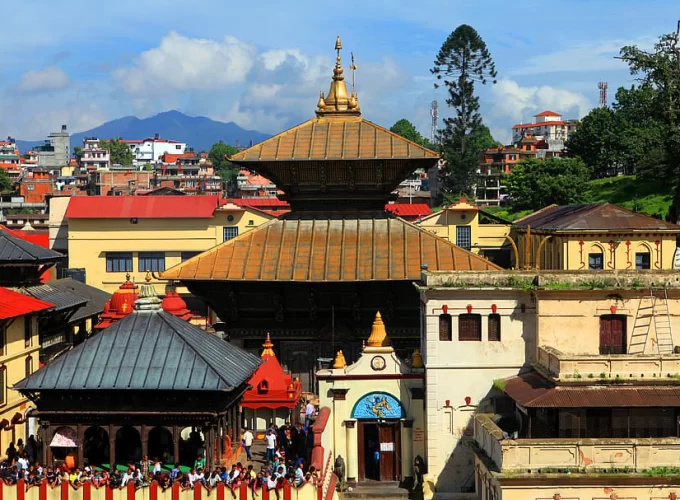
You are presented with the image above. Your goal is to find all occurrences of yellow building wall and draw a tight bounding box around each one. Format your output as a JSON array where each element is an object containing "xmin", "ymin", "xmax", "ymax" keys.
[
  {"xmin": 0, "ymin": 315, "xmax": 40, "ymax": 455},
  {"xmin": 517, "ymin": 230, "xmax": 679, "ymax": 270},
  {"xmin": 67, "ymin": 208, "xmax": 272, "ymax": 293},
  {"xmin": 417, "ymin": 208, "xmax": 510, "ymax": 254}
]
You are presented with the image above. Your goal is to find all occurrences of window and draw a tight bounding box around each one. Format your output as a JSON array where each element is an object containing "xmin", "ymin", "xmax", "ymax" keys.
[
  {"xmin": 257, "ymin": 380, "xmax": 269, "ymax": 394},
  {"xmin": 25, "ymin": 357, "xmax": 33, "ymax": 378},
  {"xmin": 106, "ymin": 252, "xmax": 133, "ymax": 273},
  {"xmin": 458, "ymin": 314, "xmax": 482, "ymax": 341},
  {"xmin": 175, "ymin": 145, "xmax": 182, "ymax": 150},
  {"xmin": 138, "ymin": 252, "xmax": 166, "ymax": 272},
  {"xmin": 588, "ymin": 253, "xmax": 604, "ymax": 270},
  {"xmin": 488, "ymin": 314, "xmax": 501, "ymax": 341},
  {"xmin": 439, "ymin": 314, "xmax": 452, "ymax": 341},
  {"xmin": 181, "ymin": 251, "xmax": 201, "ymax": 262},
  {"xmin": 456, "ymin": 226, "xmax": 472, "ymax": 252},
  {"xmin": 223, "ymin": 227, "xmax": 239, "ymax": 241},
  {"xmin": 636, "ymin": 252, "xmax": 651, "ymax": 270},
  {"xmin": 599, "ymin": 314, "xmax": 627, "ymax": 354},
  {"xmin": 24, "ymin": 316, "xmax": 32, "ymax": 348}
]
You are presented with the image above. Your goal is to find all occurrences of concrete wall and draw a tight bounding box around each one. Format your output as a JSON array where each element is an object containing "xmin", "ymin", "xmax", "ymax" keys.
[
  {"xmin": 67, "ymin": 207, "xmax": 271, "ymax": 293},
  {"xmin": 420, "ymin": 289, "xmax": 534, "ymax": 491},
  {"xmin": 49, "ymin": 197, "xmax": 71, "ymax": 252},
  {"xmin": 0, "ymin": 314, "xmax": 40, "ymax": 448}
]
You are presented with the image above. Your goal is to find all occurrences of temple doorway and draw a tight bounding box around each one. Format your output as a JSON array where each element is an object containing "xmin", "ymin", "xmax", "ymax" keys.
[
  {"xmin": 357, "ymin": 421, "xmax": 401, "ymax": 482},
  {"xmin": 115, "ymin": 426, "xmax": 142, "ymax": 464},
  {"xmin": 84, "ymin": 426, "xmax": 109, "ymax": 465},
  {"xmin": 148, "ymin": 427, "xmax": 174, "ymax": 464}
]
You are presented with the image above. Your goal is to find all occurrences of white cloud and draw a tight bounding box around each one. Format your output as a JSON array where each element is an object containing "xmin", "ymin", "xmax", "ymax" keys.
[
  {"xmin": 486, "ymin": 79, "xmax": 593, "ymax": 143},
  {"xmin": 112, "ymin": 32, "xmax": 257, "ymax": 94},
  {"xmin": 18, "ymin": 66, "xmax": 70, "ymax": 92}
]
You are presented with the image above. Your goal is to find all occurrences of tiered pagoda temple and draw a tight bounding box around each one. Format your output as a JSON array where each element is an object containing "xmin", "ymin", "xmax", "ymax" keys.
[{"xmin": 161, "ymin": 37, "xmax": 500, "ymax": 390}]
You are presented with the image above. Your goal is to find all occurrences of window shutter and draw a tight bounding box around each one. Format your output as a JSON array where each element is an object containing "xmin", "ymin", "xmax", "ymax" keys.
[
  {"xmin": 488, "ymin": 314, "xmax": 501, "ymax": 341},
  {"xmin": 439, "ymin": 314, "xmax": 452, "ymax": 341}
]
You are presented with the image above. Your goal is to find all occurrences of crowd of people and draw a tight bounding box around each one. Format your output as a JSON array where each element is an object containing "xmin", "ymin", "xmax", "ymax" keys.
[{"xmin": 0, "ymin": 417, "xmax": 321, "ymax": 498}]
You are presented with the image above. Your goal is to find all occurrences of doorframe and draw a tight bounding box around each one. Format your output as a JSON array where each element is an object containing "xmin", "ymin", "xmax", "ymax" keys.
[{"xmin": 356, "ymin": 420, "xmax": 402, "ymax": 483}]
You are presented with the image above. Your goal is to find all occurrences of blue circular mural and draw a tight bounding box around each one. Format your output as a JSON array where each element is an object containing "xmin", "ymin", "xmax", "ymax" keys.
[{"xmin": 351, "ymin": 392, "xmax": 404, "ymax": 419}]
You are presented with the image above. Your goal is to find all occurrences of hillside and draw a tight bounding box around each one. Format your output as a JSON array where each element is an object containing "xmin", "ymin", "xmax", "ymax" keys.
[
  {"xmin": 486, "ymin": 176, "xmax": 674, "ymax": 221},
  {"xmin": 15, "ymin": 111, "xmax": 270, "ymax": 153}
]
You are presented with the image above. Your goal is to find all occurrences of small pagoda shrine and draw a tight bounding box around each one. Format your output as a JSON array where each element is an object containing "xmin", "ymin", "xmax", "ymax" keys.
[
  {"xmin": 241, "ymin": 334, "xmax": 302, "ymax": 433},
  {"xmin": 94, "ymin": 273, "xmax": 139, "ymax": 329}
]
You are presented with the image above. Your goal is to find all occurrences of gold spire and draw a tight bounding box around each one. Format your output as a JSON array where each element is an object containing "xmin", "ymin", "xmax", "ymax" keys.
[
  {"xmin": 411, "ymin": 349, "xmax": 424, "ymax": 369},
  {"xmin": 366, "ymin": 311, "xmax": 390, "ymax": 348},
  {"xmin": 333, "ymin": 350, "xmax": 347, "ymax": 369},
  {"xmin": 316, "ymin": 36, "xmax": 361, "ymax": 117},
  {"xmin": 261, "ymin": 333, "xmax": 275, "ymax": 358},
  {"xmin": 145, "ymin": 271, "xmax": 152, "ymax": 282}
]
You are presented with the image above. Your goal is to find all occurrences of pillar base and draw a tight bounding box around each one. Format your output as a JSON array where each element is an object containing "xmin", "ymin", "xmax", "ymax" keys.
[{"xmin": 347, "ymin": 478, "xmax": 357, "ymax": 488}]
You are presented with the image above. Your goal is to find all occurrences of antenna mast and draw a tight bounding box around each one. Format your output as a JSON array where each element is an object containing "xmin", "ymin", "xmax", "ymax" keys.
[
  {"xmin": 598, "ymin": 81, "xmax": 608, "ymax": 107},
  {"xmin": 430, "ymin": 100, "xmax": 438, "ymax": 143}
]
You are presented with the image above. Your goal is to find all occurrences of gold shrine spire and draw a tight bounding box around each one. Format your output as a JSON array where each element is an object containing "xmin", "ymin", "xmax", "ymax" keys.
[
  {"xmin": 366, "ymin": 311, "xmax": 391, "ymax": 348},
  {"xmin": 261, "ymin": 333, "xmax": 275, "ymax": 358},
  {"xmin": 316, "ymin": 36, "xmax": 361, "ymax": 118}
]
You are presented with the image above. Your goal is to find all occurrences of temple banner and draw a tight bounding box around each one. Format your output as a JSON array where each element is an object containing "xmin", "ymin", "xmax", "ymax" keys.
[{"xmin": 352, "ymin": 392, "xmax": 404, "ymax": 419}]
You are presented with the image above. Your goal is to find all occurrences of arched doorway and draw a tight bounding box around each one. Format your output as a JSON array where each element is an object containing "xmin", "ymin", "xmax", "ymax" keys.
[
  {"xmin": 148, "ymin": 427, "xmax": 173, "ymax": 464},
  {"xmin": 84, "ymin": 426, "xmax": 109, "ymax": 465},
  {"xmin": 179, "ymin": 427, "xmax": 204, "ymax": 466},
  {"xmin": 115, "ymin": 426, "xmax": 142, "ymax": 464},
  {"xmin": 50, "ymin": 426, "xmax": 78, "ymax": 462}
]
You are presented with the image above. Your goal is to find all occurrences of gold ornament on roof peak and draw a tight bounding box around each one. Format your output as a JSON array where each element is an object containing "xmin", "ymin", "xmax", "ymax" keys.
[
  {"xmin": 261, "ymin": 333, "xmax": 275, "ymax": 358},
  {"xmin": 316, "ymin": 36, "xmax": 360, "ymax": 118},
  {"xmin": 333, "ymin": 350, "xmax": 347, "ymax": 369},
  {"xmin": 411, "ymin": 349, "xmax": 424, "ymax": 369},
  {"xmin": 367, "ymin": 311, "xmax": 391, "ymax": 348}
]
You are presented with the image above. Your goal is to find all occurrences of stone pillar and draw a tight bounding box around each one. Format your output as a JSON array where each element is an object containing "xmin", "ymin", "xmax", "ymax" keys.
[
  {"xmin": 141, "ymin": 425, "xmax": 149, "ymax": 462},
  {"xmin": 76, "ymin": 424, "xmax": 84, "ymax": 467},
  {"xmin": 344, "ymin": 420, "xmax": 357, "ymax": 487},
  {"xmin": 172, "ymin": 425, "xmax": 180, "ymax": 466},
  {"xmin": 109, "ymin": 425, "xmax": 117, "ymax": 467},
  {"xmin": 401, "ymin": 419, "xmax": 414, "ymax": 482}
]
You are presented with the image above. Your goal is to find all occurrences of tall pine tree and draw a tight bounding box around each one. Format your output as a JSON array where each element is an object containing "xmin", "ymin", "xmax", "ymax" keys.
[{"xmin": 432, "ymin": 25, "xmax": 497, "ymax": 198}]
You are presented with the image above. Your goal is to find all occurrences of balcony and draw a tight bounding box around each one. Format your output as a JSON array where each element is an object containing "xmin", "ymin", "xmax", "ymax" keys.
[
  {"xmin": 474, "ymin": 413, "xmax": 680, "ymax": 474},
  {"xmin": 536, "ymin": 345, "xmax": 680, "ymax": 382}
]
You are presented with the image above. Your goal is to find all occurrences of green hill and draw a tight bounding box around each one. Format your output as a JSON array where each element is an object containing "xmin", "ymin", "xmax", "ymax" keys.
[{"xmin": 486, "ymin": 176, "xmax": 673, "ymax": 221}]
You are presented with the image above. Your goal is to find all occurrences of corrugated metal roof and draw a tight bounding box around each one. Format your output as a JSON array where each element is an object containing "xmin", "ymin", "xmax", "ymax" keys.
[
  {"xmin": 514, "ymin": 203, "xmax": 680, "ymax": 232},
  {"xmin": 15, "ymin": 310, "xmax": 262, "ymax": 392},
  {"xmin": 161, "ymin": 214, "xmax": 500, "ymax": 282},
  {"xmin": 47, "ymin": 279, "xmax": 111, "ymax": 323},
  {"xmin": 65, "ymin": 196, "xmax": 220, "ymax": 219},
  {"xmin": 504, "ymin": 371, "xmax": 680, "ymax": 407},
  {"xmin": 384, "ymin": 204, "xmax": 432, "ymax": 218},
  {"xmin": 0, "ymin": 287, "xmax": 54, "ymax": 319},
  {"xmin": 14, "ymin": 284, "xmax": 88, "ymax": 313},
  {"xmin": 0, "ymin": 227, "xmax": 65, "ymax": 263},
  {"xmin": 228, "ymin": 117, "xmax": 440, "ymax": 162}
]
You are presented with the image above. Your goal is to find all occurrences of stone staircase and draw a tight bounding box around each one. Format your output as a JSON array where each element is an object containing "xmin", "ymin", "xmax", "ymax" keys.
[{"xmin": 344, "ymin": 482, "xmax": 410, "ymax": 499}]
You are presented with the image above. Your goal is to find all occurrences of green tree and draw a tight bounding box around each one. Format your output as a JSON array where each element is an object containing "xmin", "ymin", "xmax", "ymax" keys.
[
  {"xmin": 99, "ymin": 138, "xmax": 134, "ymax": 165},
  {"xmin": 565, "ymin": 107, "xmax": 622, "ymax": 178},
  {"xmin": 390, "ymin": 119, "xmax": 432, "ymax": 147},
  {"xmin": 432, "ymin": 24, "xmax": 497, "ymax": 196},
  {"xmin": 74, "ymin": 146, "xmax": 84, "ymax": 162},
  {"xmin": 209, "ymin": 141, "xmax": 241, "ymax": 195},
  {"xmin": 619, "ymin": 23, "xmax": 680, "ymax": 220},
  {"xmin": 505, "ymin": 157, "xmax": 592, "ymax": 211},
  {"xmin": 0, "ymin": 168, "xmax": 11, "ymax": 193}
]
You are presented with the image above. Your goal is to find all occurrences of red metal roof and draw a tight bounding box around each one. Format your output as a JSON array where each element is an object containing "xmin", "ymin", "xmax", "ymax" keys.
[
  {"xmin": 65, "ymin": 196, "xmax": 220, "ymax": 219},
  {"xmin": 504, "ymin": 372, "xmax": 680, "ymax": 407},
  {"xmin": 535, "ymin": 110, "xmax": 561, "ymax": 117},
  {"xmin": 0, "ymin": 287, "xmax": 54, "ymax": 319},
  {"xmin": 384, "ymin": 203, "xmax": 432, "ymax": 218},
  {"xmin": 223, "ymin": 198, "xmax": 290, "ymax": 208},
  {"xmin": 512, "ymin": 121, "xmax": 567, "ymax": 129}
]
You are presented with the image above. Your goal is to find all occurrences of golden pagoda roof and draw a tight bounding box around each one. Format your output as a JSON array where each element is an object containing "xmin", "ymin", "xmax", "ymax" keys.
[
  {"xmin": 160, "ymin": 214, "xmax": 500, "ymax": 282},
  {"xmin": 261, "ymin": 333, "xmax": 275, "ymax": 358},
  {"xmin": 228, "ymin": 37, "xmax": 439, "ymax": 164}
]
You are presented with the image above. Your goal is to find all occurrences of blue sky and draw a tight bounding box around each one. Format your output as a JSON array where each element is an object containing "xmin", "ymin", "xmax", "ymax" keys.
[{"xmin": 1, "ymin": 0, "xmax": 677, "ymax": 145}]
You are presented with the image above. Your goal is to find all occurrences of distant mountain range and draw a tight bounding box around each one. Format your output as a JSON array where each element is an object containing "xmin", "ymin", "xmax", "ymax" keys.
[{"xmin": 15, "ymin": 110, "xmax": 271, "ymax": 154}]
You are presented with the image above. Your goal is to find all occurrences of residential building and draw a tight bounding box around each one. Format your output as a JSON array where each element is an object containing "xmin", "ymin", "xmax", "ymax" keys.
[
  {"xmin": 19, "ymin": 169, "xmax": 55, "ymax": 204},
  {"xmin": 0, "ymin": 287, "xmax": 52, "ymax": 449},
  {"xmin": 417, "ymin": 198, "xmax": 512, "ymax": 268},
  {"xmin": 419, "ymin": 269, "xmax": 680, "ymax": 497},
  {"xmin": 511, "ymin": 110, "xmax": 580, "ymax": 144},
  {"xmin": 80, "ymin": 137, "xmax": 110, "ymax": 170},
  {"xmin": 513, "ymin": 203, "xmax": 680, "ymax": 270},
  {"xmin": 65, "ymin": 195, "xmax": 274, "ymax": 294},
  {"xmin": 0, "ymin": 140, "xmax": 22, "ymax": 183},
  {"xmin": 236, "ymin": 169, "xmax": 278, "ymax": 198},
  {"xmin": 123, "ymin": 134, "xmax": 186, "ymax": 165},
  {"xmin": 4, "ymin": 213, "xmax": 49, "ymax": 231},
  {"xmin": 33, "ymin": 125, "xmax": 70, "ymax": 169},
  {"xmin": 156, "ymin": 150, "xmax": 222, "ymax": 195}
]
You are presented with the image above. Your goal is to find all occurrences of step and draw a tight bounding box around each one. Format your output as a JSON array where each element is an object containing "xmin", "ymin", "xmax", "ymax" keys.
[{"xmin": 345, "ymin": 482, "xmax": 410, "ymax": 499}]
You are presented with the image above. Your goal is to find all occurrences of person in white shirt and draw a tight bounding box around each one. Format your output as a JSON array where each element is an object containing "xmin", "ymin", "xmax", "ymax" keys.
[
  {"xmin": 264, "ymin": 430, "xmax": 277, "ymax": 463},
  {"xmin": 188, "ymin": 467, "xmax": 199, "ymax": 486},
  {"xmin": 242, "ymin": 428, "xmax": 254, "ymax": 461},
  {"xmin": 121, "ymin": 469, "xmax": 134, "ymax": 487},
  {"xmin": 304, "ymin": 402, "xmax": 314, "ymax": 427},
  {"xmin": 152, "ymin": 460, "xmax": 162, "ymax": 476}
]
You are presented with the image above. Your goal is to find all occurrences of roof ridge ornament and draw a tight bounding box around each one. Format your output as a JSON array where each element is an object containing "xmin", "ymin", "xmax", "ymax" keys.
[
  {"xmin": 316, "ymin": 36, "xmax": 361, "ymax": 118},
  {"xmin": 134, "ymin": 271, "xmax": 162, "ymax": 311}
]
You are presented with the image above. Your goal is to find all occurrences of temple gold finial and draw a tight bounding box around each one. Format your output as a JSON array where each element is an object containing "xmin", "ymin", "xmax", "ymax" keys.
[
  {"xmin": 411, "ymin": 349, "xmax": 424, "ymax": 369},
  {"xmin": 316, "ymin": 36, "xmax": 360, "ymax": 117},
  {"xmin": 366, "ymin": 311, "xmax": 391, "ymax": 348},
  {"xmin": 261, "ymin": 333, "xmax": 275, "ymax": 358},
  {"xmin": 333, "ymin": 350, "xmax": 347, "ymax": 369},
  {"xmin": 125, "ymin": 272, "xmax": 131, "ymax": 282}
]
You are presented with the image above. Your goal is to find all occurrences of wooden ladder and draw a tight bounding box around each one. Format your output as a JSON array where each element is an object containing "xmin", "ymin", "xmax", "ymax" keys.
[
  {"xmin": 628, "ymin": 290, "xmax": 656, "ymax": 354},
  {"xmin": 653, "ymin": 287, "xmax": 675, "ymax": 355}
]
